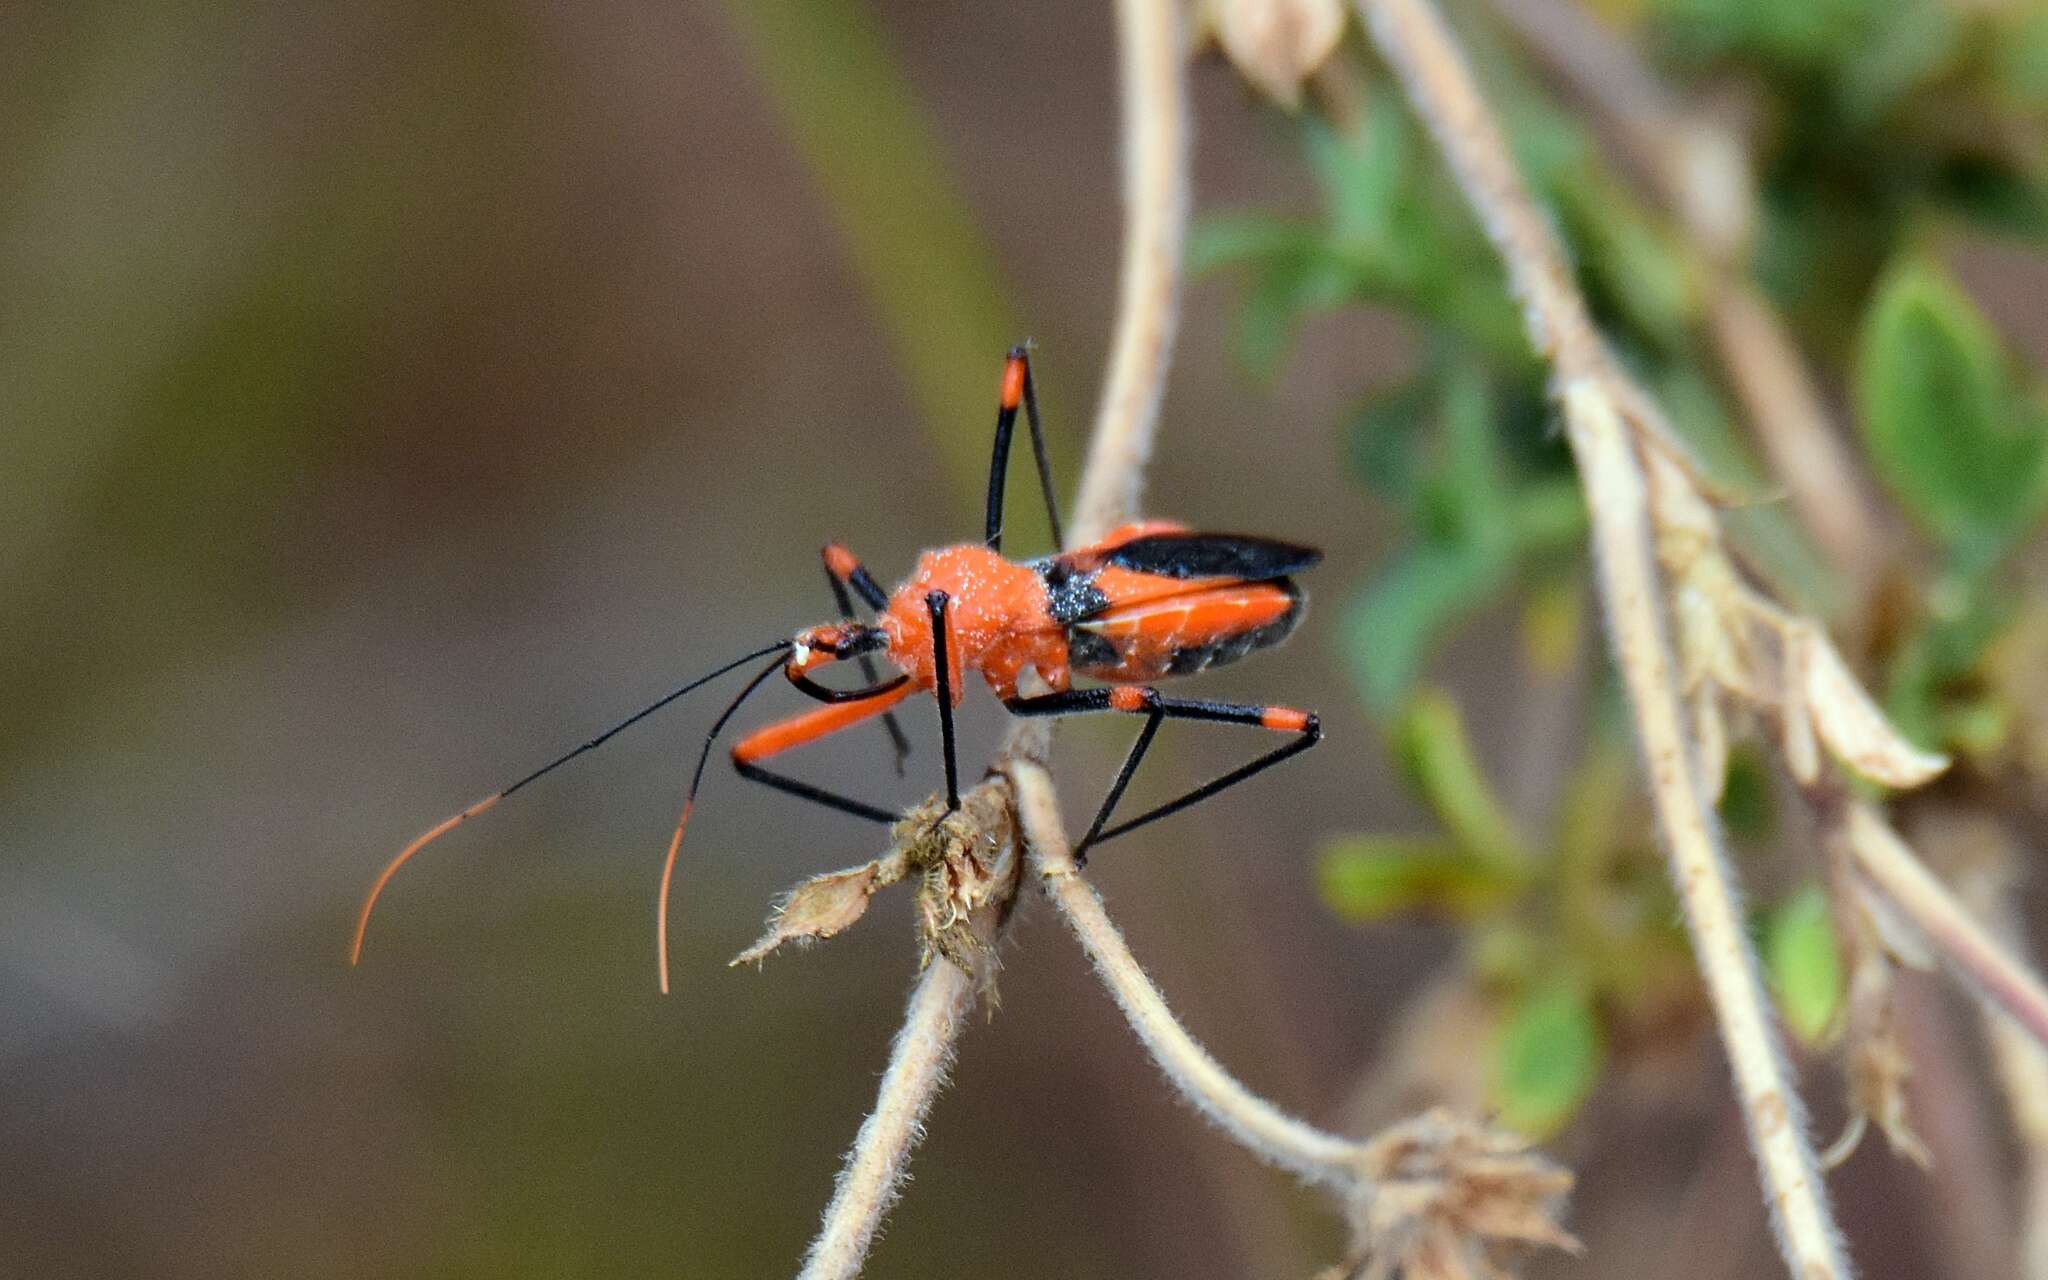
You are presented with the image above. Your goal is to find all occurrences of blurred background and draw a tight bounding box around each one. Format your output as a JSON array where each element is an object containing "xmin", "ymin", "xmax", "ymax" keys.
[{"xmin": 2, "ymin": 0, "xmax": 2043, "ymax": 1276}]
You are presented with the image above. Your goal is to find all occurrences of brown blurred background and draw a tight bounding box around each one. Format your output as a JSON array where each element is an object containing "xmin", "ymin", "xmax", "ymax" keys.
[{"xmin": 0, "ymin": 1, "xmax": 1996, "ymax": 1276}]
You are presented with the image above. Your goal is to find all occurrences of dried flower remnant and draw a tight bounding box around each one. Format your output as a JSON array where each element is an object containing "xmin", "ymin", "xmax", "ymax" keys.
[
  {"xmin": 733, "ymin": 781, "xmax": 1018, "ymax": 981},
  {"xmin": 1821, "ymin": 816, "xmax": 1933, "ymax": 1168},
  {"xmin": 1196, "ymin": 0, "xmax": 1347, "ymax": 108},
  {"xmin": 1326, "ymin": 1109, "xmax": 1580, "ymax": 1280},
  {"xmin": 731, "ymin": 854, "xmax": 909, "ymax": 967},
  {"xmin": 1643, "ymin": 447, "xmax": 1949, "ymax": 799},
  {"xmin": 902, "ymin": 785, "xmax": 1019, "ymax": 979},
  {"xmin": 1841, "ymin": 955, "xmax": 1932, "ymax": 1168}
]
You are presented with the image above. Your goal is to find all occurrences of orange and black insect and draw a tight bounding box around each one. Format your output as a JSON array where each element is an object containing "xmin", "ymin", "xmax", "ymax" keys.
[{"xmin": 353, "ymin": 347, "xmax": 1323, "ymax": 989}]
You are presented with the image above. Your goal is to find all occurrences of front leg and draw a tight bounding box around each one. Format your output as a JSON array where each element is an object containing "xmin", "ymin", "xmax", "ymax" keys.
[{"xmin": 927, "ymin": 590, "xmax": 961, "ymax": 812}]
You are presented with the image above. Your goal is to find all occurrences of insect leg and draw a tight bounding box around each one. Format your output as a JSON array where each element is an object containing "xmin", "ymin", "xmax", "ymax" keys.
[
  {"xmin": 1003, "ymin": 686, "xmax": 1321, "ymax": 865},
  {"xmin": 728, "ymin": 680, "xmax": 920, "ymax": 824},
  {"xmin": 926, "ymin": 590, "xmax": 960, "ymax": 812},
  {"xmin": 984, "ymin": 345, "xmax": 1064, "ymax": 553},
  {"xmin": 651, "ymin": 675, "xmax": 915, "ymax": 990},
  {"xmin": 821, "ymin": 541, "xmax": 910, "ymax": 772}
]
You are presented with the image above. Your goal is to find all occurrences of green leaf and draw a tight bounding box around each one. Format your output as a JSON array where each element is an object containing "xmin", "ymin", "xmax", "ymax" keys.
[
  {"xmin": 1506, "ymin": 479, "xmax": 1588, "ymax": 556},
  {"xmin": 1555, "ymin": 169, "xmax": 1698, "ymax": 349},
  {"xmin": 1230, "ymin": 248, "xmax": 1363, "ymax": 380},
  {"xmin": 1836, "ymin": 0, "xmax": 1955, "ymax": 124},
  {"xmin": 1717, "ymin": 747, "xmax": 1775, "ymax": 840},
  {"xmin": 1394, "ymin": 691, "xmax": 1531, "ymax": 868},
  {"xmin": 1317, "ymin": 836, "xmax": 1518, "ymax": 922},
  {"xmin": 1938, "ymin": 161, "xmax": 2048, "ymax": 243},
  {"xmin": 1994, "ymin": 10, "xmax": 2048, "ymax": 109},
  {"xmin": 1492, "ymin": 978, "xmax": 1603, "ymax": 1139},
  {"xmin": 1764, "ymin": 885, "xmax": 1843, "ymax": 1046},
  {"xmin": 1856, "ymin": 256, "xmax": 2048, "ymax": 561},
  {"xmin": 1418, "ymin": 362, "xmax": 1514, "ymax": 550}
]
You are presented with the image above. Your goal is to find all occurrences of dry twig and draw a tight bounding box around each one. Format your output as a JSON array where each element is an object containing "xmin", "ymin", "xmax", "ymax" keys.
[
  {"xmin": 1842, "ymin": 802, "xmax": 2048, "ymax": 1051},
  {"xmin": 1355, "ymin": 0, "xmax": 1852, "ymax": 1273},
  {"xmin": 1012, "ymin": 755, "xmax": 1581, "ymax": 1279},
  {"xmin": 1011, "ymin": 757, "xmax": 1364, "ymax": 1189},
  {"xmin": 794, "ymin": 787, "xmax": 1019, "ymax": 1280},
  {"xmin": 1070, "ymin": 0, "xmax": 1192, "ymax": 548},
  {"xmin": 1490, "ymin": 0, "xmax": 1893, "ymax": 586},
  {"xmin": 796, "ymin": 0, "xmax": 1190, "ymax": 1270},
  {"xmin": 1485, "ymin": 11, "xmax": 2048, "ymax": 1250},
  {"xmin": 798, "ymin": 960, "xmax": 978, "ymax": 1280}
]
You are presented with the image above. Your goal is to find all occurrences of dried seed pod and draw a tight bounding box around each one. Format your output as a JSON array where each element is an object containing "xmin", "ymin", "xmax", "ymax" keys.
[
  {"xmin": 1793, "ymin": 623, "xmax": 1949, "ymax": 789},
  {"xmin": 731, "ymin": 852, "xmax": 909, "ymax": 966},
  {"xmin": 1197, "ymin": 0, "xmax": 1346, "ymax": 109},
  {"xmin": 1333, "ymin": 1109, "xmax": 1579, "ymax": 1280}
]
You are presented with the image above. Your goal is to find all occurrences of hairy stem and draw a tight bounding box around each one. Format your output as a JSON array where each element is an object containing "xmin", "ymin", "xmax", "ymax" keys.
[
  {"xmin": 797, "ymin": 0, "xmax": 1191, "ymax": 1270},
  {"xmin": 1964, "ymin": 877, "xmax": 2048, "ymax": 1280},
  {"xmin": 1009, "ymin": 757, "xmax": 1364, "ymax": 1190},
  {"xmin": 798, "ymin": 958, "xmax": 977, "ymax": 1280},
  {"xmin": 1490, "ymin": 0, "xmax": 1891, "ymax": 587},
  {"xmin": 1357, "ymin": 0, "xmax": 1851, "ymax": 1274},
  {"xmin": 1845, "ymin": 802, "xmax": 2048, "ymax": 1052},
  {"xmin": 1069, "ymin": 0, "xmax": 1190, "ymax": 547}
]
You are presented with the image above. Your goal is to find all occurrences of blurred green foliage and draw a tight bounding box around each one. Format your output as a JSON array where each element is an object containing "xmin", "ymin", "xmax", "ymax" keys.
[
  {"xmin": 719, "ymin": 0, "xmax": 1060, "ymax": 545},
  {"xmin": 1317, "ymin": 692, "xmax": 1694, "ymax": 1136},
  {"xmin": 1856, "ymin": 256, "xmax": 2048, "ymax": 565},
  {"xmin": 1853, "ymin": 255, "xmax": 2048, "ymax": 757},
  {"xmin": 1492, "ymin": 976, "xmax": 1605, "ymax": 1137},
  {"xmin": 1207, "ymin": 0, "xmax": 2046, "ymax": 1138},
  {"xmin": 1763, "ymin": 884, "xmax": 1844, "ymax": 1046}
]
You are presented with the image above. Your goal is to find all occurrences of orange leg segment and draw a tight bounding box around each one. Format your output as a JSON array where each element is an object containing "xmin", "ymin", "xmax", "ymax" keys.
[{"xmin": 731, "ymin": 679, "xmax": 916, "ymax": 764}]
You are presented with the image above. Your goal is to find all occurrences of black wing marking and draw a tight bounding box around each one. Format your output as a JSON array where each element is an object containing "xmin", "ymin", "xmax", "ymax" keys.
[
  {"xmin": 1104, "ymin": 533, "xmax": 1322, "ymax": 581},
  {"xmin": 1037, "ymin": 558, "xmax": 1113, "ymax": 625}
]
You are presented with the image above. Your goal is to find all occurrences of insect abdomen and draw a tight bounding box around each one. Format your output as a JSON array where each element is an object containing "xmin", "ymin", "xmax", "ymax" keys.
[{"xmin": 1067, "ymin": 579, "xmax": 1304, "ymax": 683}]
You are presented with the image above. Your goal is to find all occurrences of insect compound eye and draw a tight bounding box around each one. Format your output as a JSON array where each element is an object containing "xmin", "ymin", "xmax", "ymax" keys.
[{"xmin": 830, "ymin": 624, "xmax": 884, "ymax": 658}]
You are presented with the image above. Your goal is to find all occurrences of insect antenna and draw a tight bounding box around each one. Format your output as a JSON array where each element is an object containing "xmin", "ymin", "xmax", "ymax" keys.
[
  {"xmin": 656, "ymin": 653, "xmax": 791, "ymax": 993},
  {"xmin": 351, "ymin": 639, "xmax": 794, "ymax": 966}
]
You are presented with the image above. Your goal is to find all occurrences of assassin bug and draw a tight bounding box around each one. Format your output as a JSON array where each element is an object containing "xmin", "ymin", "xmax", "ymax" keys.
[{"xmin": 353, "ymin": 347, "xmax": 1323, "ymax": 990}]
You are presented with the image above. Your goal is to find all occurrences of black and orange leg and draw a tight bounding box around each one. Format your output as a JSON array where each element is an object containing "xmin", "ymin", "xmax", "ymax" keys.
[
  {"xmin": 821, "ymin": 541, "xmax": 910, "ymax": 772},
  {"xmin": 655, "ymin": 671, "xmax": 914, "ymax": 990},
  {"xmin": 985, "ymin": 345, "xmax": 1064, "ymax": 553},
  {"xmin": 729, "ymin": 680, "xmax": 919, "ymax": 825},
  {"xmin": 1003, "ymin": 686, "xmax": 1321, "ymax": 865}
]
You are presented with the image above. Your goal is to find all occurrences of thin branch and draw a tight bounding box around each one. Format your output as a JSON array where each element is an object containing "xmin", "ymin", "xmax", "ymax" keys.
[
  {"xmin": 1958, "ymin": 857, "xmax": 2048, "ymax": 1280},
  {"xmin": 1008, "ymin": 756, "xmax": 1365, "ymax": 1191},
  {"xmin": 1843, "ymin": 801, "xmax": 2048, "ymax": 1052},
  {"xmin": 797, "ymin": 1, "xmax": 1191, "ymax": 1270},
  {"xmin": 1564, "ymin": 381, "xmax": 1848, "ymax": 1279},
  {"xmin": 1493, "ymin": 13, "xmax": 2048, "ymax": 1254},
  {"xmin": 1705, "ymin": 285, "xmax": 1891, "ymax": 589},
  {"xmin": 1069, "ymin": 0, "xmax": 1191, "ymax": 548},
  {"xmin": 1487, "ymin": 0, "xmax": 1742, "ymax": 256},
  {"xmin": 1356, "ymin": 0, "xmax": 1852, "ymax": 1276},
  {"xmin": 798, "ymin": 957, "xmax": 978, "ymax": 1280},
  {"xmin": 792, "ymin": 784, "xmax": 1020, "ymax": 1280},
  {"xmin": 1489, "ymin": 0, "xmax": 1893, "ymax": 587}
]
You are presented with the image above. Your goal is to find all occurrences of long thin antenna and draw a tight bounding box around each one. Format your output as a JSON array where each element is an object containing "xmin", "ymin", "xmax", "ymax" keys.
[
  {"xmin": 656, "ymin": 653, "xmax": 791, "ymax": 993},
  {"xmin": 351, "ymin": 639, "xmax": 793, "ymax": 966}
]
